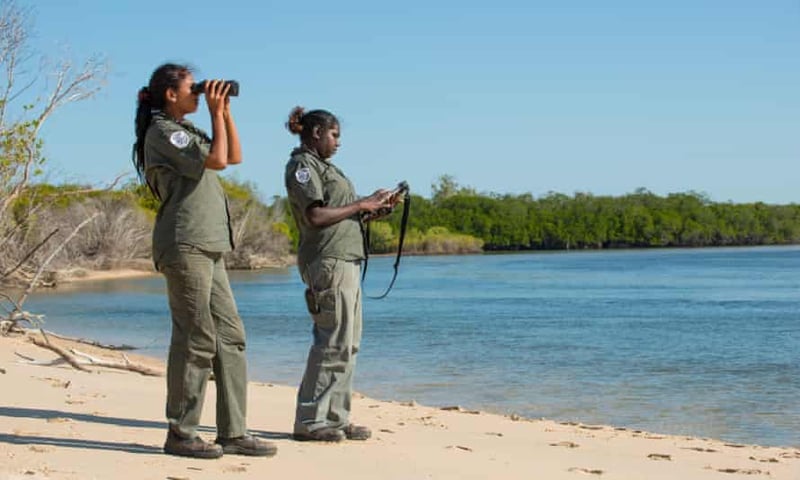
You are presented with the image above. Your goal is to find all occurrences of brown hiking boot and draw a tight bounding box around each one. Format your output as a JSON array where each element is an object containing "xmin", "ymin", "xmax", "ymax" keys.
[
  {"xmin": 342, "ymin": 424, "xmax": 371, "ymax": 441},
  {"xmin": 293, "ymin": 427, "xmax": 345, "ymax": 442},
  {"xmin": 215, "ymin": 435, "xmax": 277, "ymax": 457},
  {"xmin": 163, "ymin": 431, "xmax": 223, "ymax": 459}
]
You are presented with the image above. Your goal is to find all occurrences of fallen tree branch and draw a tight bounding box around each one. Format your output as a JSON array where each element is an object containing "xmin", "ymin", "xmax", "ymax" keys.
[
  {"xmin": 15, "ymin": 350, "xmax": 66, "ymax": 366},
  {"xmin": 19, "ymin": 339, "xmax": 163, "ymax": 376},
  {"xmin": 27, "ymin": 335, "xmax": 90, "ymax": 372},
  {"xmin": 43, "ymin": 330, "xmax": 136, "ymax": 351},
  {"xmin": 71, "ymin": 348, "xmax": 162, "ymax": 377},
  {"xmin": 14, "ymin": 351, "xmax": 36, "ymax": 361}
]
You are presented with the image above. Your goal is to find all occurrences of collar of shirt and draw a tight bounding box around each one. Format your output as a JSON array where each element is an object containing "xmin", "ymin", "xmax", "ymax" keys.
[{"xmin": 292, "ymin": 146, "xmax": 335, "ymax": 166}]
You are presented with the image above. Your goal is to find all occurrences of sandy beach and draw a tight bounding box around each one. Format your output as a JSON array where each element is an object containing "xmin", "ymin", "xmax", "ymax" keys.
[{"xmin": 1, "ymin": 332, "xmax": 798, "ymax": 480}]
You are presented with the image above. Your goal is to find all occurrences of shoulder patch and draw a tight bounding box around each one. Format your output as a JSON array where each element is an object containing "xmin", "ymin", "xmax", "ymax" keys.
[
  {"xmin": 295, "ymin": 167, "xmax": 311, "ymax": 184},
  {"xmin": 169, "ymin": 130, "xmax": 191, "ymax": 149}
]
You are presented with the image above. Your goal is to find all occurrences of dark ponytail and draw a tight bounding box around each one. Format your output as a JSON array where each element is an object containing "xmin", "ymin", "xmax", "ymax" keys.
[
  {"xmin": 132, "ymin": 63, "xmax": 193, "ymax": 196},
  {"xmin": 285, "ymin": 106, "xmax": 339, "ymax": 144}
]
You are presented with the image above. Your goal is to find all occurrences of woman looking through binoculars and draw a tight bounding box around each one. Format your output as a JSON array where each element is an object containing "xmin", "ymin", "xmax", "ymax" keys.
[{"xmin": 133, "ymin": 63, "xmax": 275, "ymax": 459}]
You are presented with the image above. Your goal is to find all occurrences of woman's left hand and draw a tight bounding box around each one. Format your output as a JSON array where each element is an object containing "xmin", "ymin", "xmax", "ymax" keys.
[{"xmin": 204, "ymin": 80, "xmax": 231, "ymax": 118}]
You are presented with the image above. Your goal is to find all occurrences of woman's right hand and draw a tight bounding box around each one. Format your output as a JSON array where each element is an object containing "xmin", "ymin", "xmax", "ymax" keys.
[
  {"xmin": 204, "ymin": 80, "xmax": 231, "ymax": 118},
  {"xmin": 359, "ymin": 189, "xmax": 392, "ymax": 213}
]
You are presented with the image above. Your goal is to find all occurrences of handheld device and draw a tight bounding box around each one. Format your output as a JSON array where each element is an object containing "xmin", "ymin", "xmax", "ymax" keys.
[{"xmin": 361, "ymin": 181, "xmax": 409, "ymax": 222}]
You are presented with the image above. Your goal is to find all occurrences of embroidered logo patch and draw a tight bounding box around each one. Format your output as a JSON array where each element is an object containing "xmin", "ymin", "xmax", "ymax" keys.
[
  {"xmin": 295, "ymin": 167, "xmax": 311, "ymax": 184},
  {"xmin": 169, "ymin": 131, "xmax": 190, "ymax": 149}
]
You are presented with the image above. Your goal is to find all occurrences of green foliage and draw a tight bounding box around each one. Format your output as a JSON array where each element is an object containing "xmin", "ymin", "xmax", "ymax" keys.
[
  {"xmin": 11, "ymin": 183, "xmax": 116, "ymax": 223},
  {"xmin": 374, "ymin": 184, "xmax": 800, "ymax": 252},
  {"xmin": 272, "ymin": 196, "xmax": 299, "ymax": 251},
  {"xmin": 126, "ymin": 182, "xmax": 160, "ymax": 217},
  {"xmin": 220, "ymin": 177, "xmax": 260, "ymax": 202},
  {"xmin": 367, "ymin": 221, "xmax": 395, "ymax": 252},
  {"xmin": 366, "ymin": 220, "xmax": 483, "ymax": 255}
]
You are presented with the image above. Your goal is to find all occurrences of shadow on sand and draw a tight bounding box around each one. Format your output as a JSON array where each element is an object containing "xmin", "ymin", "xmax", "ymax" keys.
[{"xmin": 0, "ymin": 405, "xmax": 291, "ymax": 454}]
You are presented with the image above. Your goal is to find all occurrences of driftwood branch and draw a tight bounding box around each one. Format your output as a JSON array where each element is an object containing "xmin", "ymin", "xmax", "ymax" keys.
[
  {"xmin": 21, "ymin": 334, "xmax": 163, "ymax": 376},
  {"xmin": 15, "ymin": 350, "xmax": 64, "ymax": 366},
  {"xmin": 14, "ymin": 351, "xmax": 36, "ymax": 362},
  {"xmin": 42, "ymin": 330, "xmax": 136, "ymax": 351},
  {"xmin": 28, "ymin": 334, "xmax": 90, "ymax": 372},
  {"xmin": 0, "ymin": 293, "xmax": 44, "ymax": 334},
  {"xmin": 71, "ymin": 348, "xmax": 162, "ymax": 377}
]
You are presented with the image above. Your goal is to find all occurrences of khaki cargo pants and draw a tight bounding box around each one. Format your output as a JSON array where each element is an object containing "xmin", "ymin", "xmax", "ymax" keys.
[
  {"xmin": 294, "ymin": 257, "xmax": 362, "ymax": 435},
  {"xmin": 159, "ymin": 245, "xmax": 248, "ymax": 439}
]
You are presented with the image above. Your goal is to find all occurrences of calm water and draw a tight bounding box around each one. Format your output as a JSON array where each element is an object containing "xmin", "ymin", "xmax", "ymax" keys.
[{"xmin": 21, "ymin": 246, "xmax": 800, "ymax": 447}]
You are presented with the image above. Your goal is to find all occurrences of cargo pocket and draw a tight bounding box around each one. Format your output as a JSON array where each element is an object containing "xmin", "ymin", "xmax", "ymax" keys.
[{"xmin": 308, "ymin": 287, "xmax": 338, "ymax": 330}]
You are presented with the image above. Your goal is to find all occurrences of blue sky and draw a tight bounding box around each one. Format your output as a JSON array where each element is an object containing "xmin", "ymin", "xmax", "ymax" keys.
[{"xmin": 22, "ymin": 0, "xmax": 800, "ymax": 204}]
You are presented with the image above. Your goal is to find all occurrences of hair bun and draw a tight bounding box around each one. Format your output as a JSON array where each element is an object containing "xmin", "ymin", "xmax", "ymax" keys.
[{"xmin": 286, "ymin": 106, "xmax": 305, "ymax": 135}]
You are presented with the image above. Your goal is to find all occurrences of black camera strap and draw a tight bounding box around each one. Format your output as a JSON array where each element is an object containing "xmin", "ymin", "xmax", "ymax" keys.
[{"xmin": 360, "ymin": 189, "xmax": 411, "ymax": 299}]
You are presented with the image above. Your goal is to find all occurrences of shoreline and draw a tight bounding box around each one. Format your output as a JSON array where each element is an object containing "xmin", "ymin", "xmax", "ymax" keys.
[
  {"xmin": 1, "ymin": 331, "xmax": 798, "ymax": 479},
  {"xmin": 25, "ymin": 244, "xmax": 800, "ymax": 287}
]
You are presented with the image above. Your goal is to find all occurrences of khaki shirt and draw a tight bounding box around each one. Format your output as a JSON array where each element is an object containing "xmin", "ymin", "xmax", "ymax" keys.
[
  {"xmin": 145, "ymin": 112, "xmax": 233, "ymax": 267},
  {"xmin": 285, "ymin": 148, "xmax": 364, "ymax": 267}
]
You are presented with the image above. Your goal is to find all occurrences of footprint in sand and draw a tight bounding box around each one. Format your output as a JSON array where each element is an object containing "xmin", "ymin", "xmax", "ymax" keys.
[
  {"xmin": 568, "ymin": 467, "xmax": 604, "ymax": 475},
  {"xmin": 446, "ymin": 445, "xmax": 473, "ymax": 452},
  {"xmin": 222, "ymin": 465, "xmax": 248, "ymax": 473},
  {"xmin": 550, "ymin": 441, "xmax": 579, "ymax": 448},
  {"xmin": 683, "ymin": 447, "xmax": 718, "ymax": 453},
  {"xmin": 46, "ymin": 417, "xmax": 71, "ymax": 424},
  {"xmin": 35, "ymin": 376, "xmax": 70, "ymax": 388},
  {"xmin": 716, "ymin": 468, "xmax": 766, "ymax": 475},
  {"xmin": 749, "ymin": 456, "xmax": 779, "ymax": 463},
  {"xmin": 579, "ymin": 425, "xmax": 604, "ymax": 431},
  {"xmin": 440, "ymin": 405, "xmax": 481, "ymax": 415},
  {"xmin": 647, "ymin": 453, "xmax": 672, "ymax": 461}
]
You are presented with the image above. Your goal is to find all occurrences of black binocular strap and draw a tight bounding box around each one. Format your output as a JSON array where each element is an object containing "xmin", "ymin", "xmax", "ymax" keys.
[{"xmin": 360, "ymin": 192, "xmax": 411, "ymax": 299}]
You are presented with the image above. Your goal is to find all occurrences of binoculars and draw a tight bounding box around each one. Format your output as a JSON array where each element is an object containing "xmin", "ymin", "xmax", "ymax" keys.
[{"xmin": 191, "ymin": 80, "xmax": 240, "ymax": 97}]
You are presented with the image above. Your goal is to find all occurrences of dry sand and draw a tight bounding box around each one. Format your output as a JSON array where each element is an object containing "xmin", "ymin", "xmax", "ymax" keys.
[{"xmin": 0, "ymin": 332, "xmax": 798, "ymax": 480}]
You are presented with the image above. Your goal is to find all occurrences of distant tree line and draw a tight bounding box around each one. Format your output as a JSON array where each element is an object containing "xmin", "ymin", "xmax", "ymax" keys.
[
  {"xmin": 369, "ymin": 176, "xmax": 800, "ymax": 253},
  {"xmin": 8, "ymin": 173, "xmax": 799, "ymax": 286}
]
